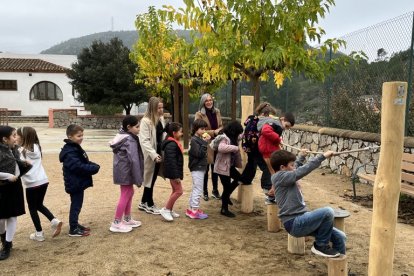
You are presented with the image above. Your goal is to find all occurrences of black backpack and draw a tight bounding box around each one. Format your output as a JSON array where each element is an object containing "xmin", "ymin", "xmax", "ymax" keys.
[{"xmin": 242, "ymin": 115, "xmax": 260, "ymax": 153}]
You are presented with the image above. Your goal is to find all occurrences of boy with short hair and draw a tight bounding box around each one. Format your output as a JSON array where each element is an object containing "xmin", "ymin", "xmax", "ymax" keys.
[
  {"xmin": 59, "ymin": 124, "xmax": 100, "ymax": 237},
  {"xmin": 270, "ymin": 149, "xmax": 346, "ymax": 258}
]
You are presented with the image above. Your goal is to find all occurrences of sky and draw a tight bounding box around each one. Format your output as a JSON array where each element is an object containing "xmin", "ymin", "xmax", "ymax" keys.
[{"xmin": 1, "ymin": 0, "xmax": 414, "ymax": 54}]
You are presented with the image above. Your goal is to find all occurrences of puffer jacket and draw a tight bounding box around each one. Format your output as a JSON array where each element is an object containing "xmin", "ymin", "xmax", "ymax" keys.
[
  {"xmin": 188, "ymin": 136, "xmax": 208, "ymax": 172},
  {"xmin": 258, "ymin": 124, "xmax": 282, "ymax": 158},
  {"xmin": 109, "ymin": 131, "xmax": 144, "ymax": 186},
  {"xmin": 0, "ymin": 143, "xmax": 31, "ymax": 186},
  {"xmin": 214, "ymin": 134, "xmax": 242, "ymax": 176},
  {"xmin": 161, "ymin": 138, "xmax": 184, "ymax": 180},
  {"xmin": 59, "ymin": 139, "xmax": 100, "ymax": 194}
]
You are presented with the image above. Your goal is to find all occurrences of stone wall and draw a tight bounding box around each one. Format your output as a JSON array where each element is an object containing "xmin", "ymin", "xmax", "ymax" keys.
[
  {"xmin": 283, "ymin": 125, "xmax": 414, "ymax": 176},
  {"xmin": 49, "ymin": 109, "xmax": 172, "ymax": 129}
]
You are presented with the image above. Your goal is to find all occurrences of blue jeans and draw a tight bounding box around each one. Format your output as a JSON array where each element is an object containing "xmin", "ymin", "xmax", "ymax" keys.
[{"xmin": 289, "ymin": 207, "xmax": 346, "ymax": 254}]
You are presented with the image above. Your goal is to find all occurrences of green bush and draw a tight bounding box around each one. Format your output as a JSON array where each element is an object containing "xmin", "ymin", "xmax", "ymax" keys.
[{"xmin": 85, "ymin": 104, "xmax": 123, "ymax": 116}]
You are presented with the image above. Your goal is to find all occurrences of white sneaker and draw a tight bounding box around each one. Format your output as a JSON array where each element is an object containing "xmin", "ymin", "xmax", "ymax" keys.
[
  {"xmin": 146, "ymin": 205, "xmax": 161, "ymax": 215},
  {"xmin": 138, "ymin": 202, "xmax": 149, "ymax": 212},
  {"xmin": 30, "ymin": 232, "xmax": 45, "ymax": 242},
  {"xmin": 160, "ymin": 208, "xmax": 173, "ymax": 221},
  {"xmin": 51, "ymin": 218, "xmax": 63, "ymax": 238},
  {"xmin": 109, "ymin": 222, "xmax": 133, "ymax": 233},
  {"xmin": 170, "ymin": 210, "xmax": 180, "ymax": 218},
  {"xmin": 123, "ymin": 218, "xmax": 142, "ymax": 228}
]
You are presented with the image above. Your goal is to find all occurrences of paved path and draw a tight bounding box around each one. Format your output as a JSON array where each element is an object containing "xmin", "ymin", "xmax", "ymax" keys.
[{"xmin": 11, "ymin": 123, "xmax": 117, "ymax": 153}]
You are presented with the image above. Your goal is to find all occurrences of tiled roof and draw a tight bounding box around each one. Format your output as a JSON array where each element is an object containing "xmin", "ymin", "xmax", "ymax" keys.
[{"xmin": 0, "ymin": 58, "xmax": 68, "ymax": 73}]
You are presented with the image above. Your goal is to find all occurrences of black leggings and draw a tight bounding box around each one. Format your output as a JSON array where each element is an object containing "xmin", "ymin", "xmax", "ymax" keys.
[
  {"xmin": 218, "ymin": 166, "xmax": 241, "ymax": 210},
  {"xmin": 26, "ymin": 184, "xmax": 55, "ymax": 232},
  {"xmin": 141, "ymin": 162, "xmax": 160, "ymax": 207}
]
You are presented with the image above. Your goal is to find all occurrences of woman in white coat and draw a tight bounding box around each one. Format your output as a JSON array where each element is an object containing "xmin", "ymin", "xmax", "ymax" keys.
[{"xmin": 138, "ymin": 97, "xmax": 165, "ymax": 215}]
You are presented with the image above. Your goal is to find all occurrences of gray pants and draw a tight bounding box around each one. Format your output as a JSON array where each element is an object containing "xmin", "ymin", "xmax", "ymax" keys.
[{"xmin": 189, "ymin": 171, "xmax": 205, "ymax": 209}]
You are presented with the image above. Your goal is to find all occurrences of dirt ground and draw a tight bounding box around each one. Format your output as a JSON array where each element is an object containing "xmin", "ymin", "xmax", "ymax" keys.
[{"xmin": 2, "ymin": 153, "xmax": 414, "ymax": 276}]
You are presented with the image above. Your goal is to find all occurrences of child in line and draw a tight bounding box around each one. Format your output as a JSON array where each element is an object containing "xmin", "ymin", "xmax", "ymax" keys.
[
  {"xmin": 0, "ymin": 126, "xmax": 32, "ymax": 260},
  {"xmin": 270, "ymin": 149, "xmax": 346, "ymax": 258},
  {"xmin": 159, "ymin": 122, "xmax": 184, "ymax": 222},
  {"xmin": 16, "ymin": 127, "xmax": 63, "ymax": 241},
  {"xmin": 186, "ymin": 119, "xmax": 210, "ymax": 219},
  {"xmin": 258, "ymin": 112, "xmax": 295, "ymax": 201},
  {"xmin": 59, "ymin": 125, "xmax": 100, "ymax": 237},
  {"xmin": 214, "ymin": 121, "xmax": 244, "ymax": 218},
  {"xmin": 109, "ymin": 116, "xmax": 144, "ymax": 233}
]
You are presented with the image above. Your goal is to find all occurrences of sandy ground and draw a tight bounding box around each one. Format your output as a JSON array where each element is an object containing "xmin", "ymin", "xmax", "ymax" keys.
[{"xmin": 1, "ymin": 152, "xmax": 413, "ymax": 276}]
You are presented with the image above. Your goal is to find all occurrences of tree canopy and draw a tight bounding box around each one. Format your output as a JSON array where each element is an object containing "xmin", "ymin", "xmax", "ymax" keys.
[{"xmin": 67, "ymin": 38, "xmax": 148, "ymax": 114}]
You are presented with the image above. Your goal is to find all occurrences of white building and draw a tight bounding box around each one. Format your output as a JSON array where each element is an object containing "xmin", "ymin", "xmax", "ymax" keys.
[{"xmin": 0, "ymin": 53, "xmax": 88, "ymax": 116}]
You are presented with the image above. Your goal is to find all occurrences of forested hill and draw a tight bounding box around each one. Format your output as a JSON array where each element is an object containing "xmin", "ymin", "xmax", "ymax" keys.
[{"xmin": 41, "ymin": 30, "xmax": 191, "ymax": 55}]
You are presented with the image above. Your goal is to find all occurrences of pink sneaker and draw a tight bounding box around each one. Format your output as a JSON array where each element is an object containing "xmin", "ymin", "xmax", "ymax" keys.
[
  {"xmin": 185, "ymin": 209, "xmax": 208, "ymax": 219},
  {"xmin": 196, "ymin": 209, "xmax": 208, "ymax": 219},
  {"xmin": 109, "ymin": 222, "xmax": 133, "ymax": 233},
  {"xmin": 123, "ymin": 218, "xmax": 142, "ymax": 228}
]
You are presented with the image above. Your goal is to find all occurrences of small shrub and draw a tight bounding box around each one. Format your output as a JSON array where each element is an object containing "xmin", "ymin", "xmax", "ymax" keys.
[{"xmin": 85, "ymin": 104, "xmax": 123, "ymax": 116}]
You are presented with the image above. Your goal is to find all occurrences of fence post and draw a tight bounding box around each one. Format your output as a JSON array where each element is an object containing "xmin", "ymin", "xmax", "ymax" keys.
[
  {"xmin": 405, "ymin": 11, "xmax": 414, "ymax": 136},
  {"xmin": 326, "ymin": 45, "xmax": 333, "ymax": 127}
]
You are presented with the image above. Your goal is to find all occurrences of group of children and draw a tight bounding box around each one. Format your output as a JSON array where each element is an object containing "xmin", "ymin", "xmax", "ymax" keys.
[{"xmin": 0, "ymin": 101, "xmax": 346, "ymax": 260}]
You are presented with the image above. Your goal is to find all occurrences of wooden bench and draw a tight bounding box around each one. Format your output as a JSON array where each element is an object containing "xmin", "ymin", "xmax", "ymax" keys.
[{"xmin": 352, "ymin": 153, "xmax": 414, "ymax": 198}]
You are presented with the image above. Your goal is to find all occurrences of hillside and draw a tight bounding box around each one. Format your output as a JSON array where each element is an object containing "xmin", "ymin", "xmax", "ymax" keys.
[{"xmin": 41, "ymin": 30, "xmax": 191, "ymax": 55}]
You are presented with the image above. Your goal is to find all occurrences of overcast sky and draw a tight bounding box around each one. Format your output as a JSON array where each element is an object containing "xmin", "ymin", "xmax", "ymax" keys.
[{"xmin": 1, "ymin": 0, "xmax": 414, "ymax": 54}]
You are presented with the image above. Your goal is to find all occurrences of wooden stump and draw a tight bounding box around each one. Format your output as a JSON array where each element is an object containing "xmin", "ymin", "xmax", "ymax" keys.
[
  {"xmin": 237, "ymin": 185, "xmax": 242, "ymax": 203},
  {"xmin": 287, "ymin": 234, "xmax": 305, "ymax": 255},
  {"xmin": 333, "ymin": 209, "xmax": 350, "ymax": 232},
  {"xmin": 327, "ymin": 255, "xmax": 348, "ymax": 276},
  {"xmin": 267, "ymin": 204, "xmax": 281, "ymax": 232},
  {"xmin": 240, "ymin": 185, "xmax": 253, "ymax": 213}
]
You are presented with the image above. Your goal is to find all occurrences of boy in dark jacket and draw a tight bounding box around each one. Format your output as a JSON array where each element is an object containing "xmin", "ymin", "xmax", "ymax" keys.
[
  {"xmin": 270, "ymin": 149, "xmax": 346, "ymax": 258},
  {"xmin": 59, "ymin": 124, "xmax": 100, "ymax": 237}
]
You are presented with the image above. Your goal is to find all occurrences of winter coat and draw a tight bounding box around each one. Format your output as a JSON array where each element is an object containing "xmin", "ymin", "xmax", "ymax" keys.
[
  {"xmin": 161, "ymin": 138, "xmax": 184, "ymax": 180},
  {"xmin": 195, "ymin": 109, "xmax": 223, "ymax": 164},
  {"xmin": 139, "ymin": 116, "xmax": 165, "ymax": 188},
  {"xmin": 59, "ymin": 139, "xmax": 100, "ymax": 194},
  {"xmin": 109, "ymin": 131, "xmax": 144, "ymax": 186},
  {"xmin": 258, "ymin": 124, "xmax": 282, "ymax": 158},
  {"xmin": 0, "ymin": 143, "xmax": 31, "ymax": 186},
  {"xmin": 188, "ymin": 136, "xmax": 208, "ymax": 172},
  {"xmin": 214, "ymin": 134, "xmax": 242, "ymax": 176}
]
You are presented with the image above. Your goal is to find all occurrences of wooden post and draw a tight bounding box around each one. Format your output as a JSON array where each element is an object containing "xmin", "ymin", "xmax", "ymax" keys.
[
  {"xmin": 328, "ymin": 255, "xmax": 348, "ymax": 276},
  {"xmin": 368, "ymin": 82, "xmax": 407, "ymax": 276},
  {"xmin": 240, "ymin": 185, "xmax": 253, "ymax": 213},
  {"xmin": 231, "ymin": 80, "xmax": 237, "ymax": 120},
  {"xmin": 267, "ymin": 204, "xmax": 281, "ymax": 232},
  {"xmin": 182, "ymin": 85, "xmax": 189, "ymax": 149},
  {"xmin": 287, "ymin": 234, "xmax": 305, "ymax": 255},
  {"xmin": 333, "ymin": 209, "xmax": 350, "ymax": 232},
  {"xmin": 236, "ymin": 95, "xmax": 255, "ymax": 204}
]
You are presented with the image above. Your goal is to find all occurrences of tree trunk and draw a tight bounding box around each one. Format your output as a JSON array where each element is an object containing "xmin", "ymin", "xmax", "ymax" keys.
[
  {"xmin": 124, "ymin": 104, "xmax": 131, "ymax": 115},
  {"xmin": 182, "ymin": 85, "xmax": 189, "ymax": 149},
  {"xmin": 231, "ymin": 80, "xmax": 237, "ymax": 120},
  {"xmin": 173, "ymin": 79, "xmax": 180, "ymax": 122},
  {"xmin": 252, "ymin": 76, "xmax": 260, "ymax": 108}
]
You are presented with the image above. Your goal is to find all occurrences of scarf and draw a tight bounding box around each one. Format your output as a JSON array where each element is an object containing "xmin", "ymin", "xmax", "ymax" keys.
[{"xmin": 206, "ymin": 108, "xmax": 218, "ymax": 130}]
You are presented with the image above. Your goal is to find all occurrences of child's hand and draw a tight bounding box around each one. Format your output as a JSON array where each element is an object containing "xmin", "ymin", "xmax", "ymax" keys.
[
  {"xmin": 323, "ymin": 150, "xmax": 335, "ymax": 158},
  {"xmin": 9, "ymin": 175, "xmax": 17, "ymax": 182},
  {"xmin": 299, "ymin": 149, "xmax": 309, "ymax": 156}
]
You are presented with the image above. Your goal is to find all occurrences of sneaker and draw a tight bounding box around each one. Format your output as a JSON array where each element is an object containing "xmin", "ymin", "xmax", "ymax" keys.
[
  {"xmin": 160, "ymin": 207, "xmax": 173, "ymax": 221},
  {"xmin": 265, "ymin": 196, "xmax": 276, "ymax": 205},
  {"xmin": 220, "ymin": 208, "xmax": 236, "ymax": 218},
  {"xmin": 170, "ymin": 210, "xmax": 180, "ymax": 218},
  {"xmin": 123, "ymin": 218, "xmax": 142, "ymax": 228},
  {"xmin": 109, "ymin": 222, "xmax": 133, "ymax": 233},
  {"xmin": 138, "ymin": 202, "xmax": 149, "ymax": 212},
  {"xmin": 77, "ymin": 224, "xmax": 91, "ymax": 232},
  {"xmin": 203, "ymin": 194, "xmax": 209, "ymax": 201},
  {"xmin": 146, "ymin": 205, "xmax": 161, "ymax": 215},
  {"xmin": 68, "ymin": 227, "xmax": 90, "ymax": 237},
  {"xmin": 211, "ymin": 190, "xmax": 221, "ymax": 199},
  {"xmin": 51, "ymin": 218, "xmax": 63, "ymax": 238},
  {"xmin": 29, "ymin": 232, "xmax": 45, "ymax": 242},
  {"xmin": 311, "ymin": 243, "xmax": 340, "ymax": 258},
  {"xmin": 196, "ymin": 209, "xmax": 208, "ymax": 219},
  {"xmin": 186, "ymin": 209, "xmax": 199, "ymax": 219}
]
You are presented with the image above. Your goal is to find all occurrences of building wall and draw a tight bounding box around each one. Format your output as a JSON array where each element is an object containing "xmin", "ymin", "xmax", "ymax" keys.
[{"xmin": 0, "ymin": 71, "xmax": 75, "ymax": 115}]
